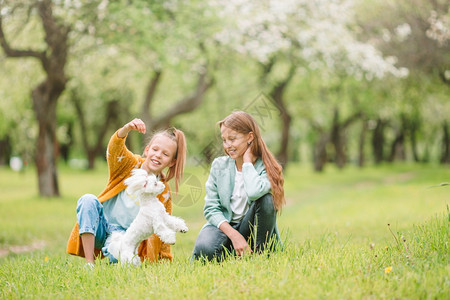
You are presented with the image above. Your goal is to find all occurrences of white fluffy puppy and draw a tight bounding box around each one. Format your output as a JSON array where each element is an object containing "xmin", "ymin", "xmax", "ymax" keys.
[{"xmin": 107, "ymin": 169, "xmax": 188, "ymax": 266}]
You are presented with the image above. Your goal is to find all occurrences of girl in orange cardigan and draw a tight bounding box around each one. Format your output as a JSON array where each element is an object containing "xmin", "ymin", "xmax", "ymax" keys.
[{"xmin": 67, "ymin": 118, "xmax": 186, "ymax": 266}]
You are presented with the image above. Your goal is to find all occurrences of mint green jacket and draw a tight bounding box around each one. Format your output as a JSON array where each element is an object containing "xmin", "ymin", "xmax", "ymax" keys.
[{"xmin": 203, "ymin": 156, "xmax": 271, "ymax": 228}]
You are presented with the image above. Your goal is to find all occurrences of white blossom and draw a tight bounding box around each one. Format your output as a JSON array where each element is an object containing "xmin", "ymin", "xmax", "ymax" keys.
[
  {"xmin": 426, "ymin": 9, "xmax": 449, "ymax": 46},
  {"xmin": 1, "ymin": 7, "xmax": 9, "ymax": 16},
  {"xmin": 211, "ymin": 0, "xmax": 407, "ymax": 79},
  {"xmin": 395, "ymin": 23, "xmax": 412, "ymax": 41}
]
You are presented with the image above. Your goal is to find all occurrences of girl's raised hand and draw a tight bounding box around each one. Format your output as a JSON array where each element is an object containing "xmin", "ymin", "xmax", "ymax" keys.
[
  {"xmin": 243, "ymin": 142, "xmax": 256, "ymax": 164},
  {"xmin": 126, "ymin": 118, "xmax": 146, "ymax": 134},
  {"xmin": 118, "ymin": 118, "xmax": 146, "ymax": 138}
]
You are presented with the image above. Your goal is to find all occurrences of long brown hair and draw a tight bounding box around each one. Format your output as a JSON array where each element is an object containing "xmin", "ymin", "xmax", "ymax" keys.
[
  {"xmin": 219, "ymin": 111, "xmax": 285, "ymax": 211},
  {"xmin": 147, "ymin": 127, "xmax": 186, "ymax": 193}
]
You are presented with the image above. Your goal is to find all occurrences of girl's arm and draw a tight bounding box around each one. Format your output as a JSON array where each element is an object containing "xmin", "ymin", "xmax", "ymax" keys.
[
  {"xmin": 242, "ymin": 146, "xmax": 271, "ymax": 200},
  {"xmin": 203, "ymin": 160, "xmax": 228, "ymax": 227},
  {"xmin": 105, "ymin": 119, "xmax": 144, "ymax": 179},
  {"xmin": 219, "ymin": 222, "xmax": 252, "ymax": 256},
  {"xmin": 118, "ymin": 118, "xmax": 146, "ymax": 138},
  {"xmin": 205, "ymin": 158, "xmax": 252, "ymax": 256},
  {"xmin": 242, "ymin": 162, "xmax": 271, "ymax": 200}
]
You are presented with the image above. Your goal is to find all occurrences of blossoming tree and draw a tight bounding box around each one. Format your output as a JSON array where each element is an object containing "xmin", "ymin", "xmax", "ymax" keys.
[{"xmin": 210, "ymin": 0, "xmax": 408, "ymax": 168}]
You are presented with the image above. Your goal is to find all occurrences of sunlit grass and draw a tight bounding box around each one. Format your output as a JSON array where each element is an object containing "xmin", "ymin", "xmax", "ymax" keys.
[{"xmin": 0, "ymin": 162, "xmax": 448, "ymax": 298}]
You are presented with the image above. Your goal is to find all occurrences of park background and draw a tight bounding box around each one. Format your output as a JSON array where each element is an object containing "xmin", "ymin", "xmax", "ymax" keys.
[{"xmin": 0, "ymin": 0, "xmax": 448, "ymax": 299}]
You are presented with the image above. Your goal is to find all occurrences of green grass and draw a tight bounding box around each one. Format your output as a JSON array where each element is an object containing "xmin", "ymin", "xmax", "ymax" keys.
[{"xmin": 0, "ymin": 162, "xmax": 448, "ymax": 299}]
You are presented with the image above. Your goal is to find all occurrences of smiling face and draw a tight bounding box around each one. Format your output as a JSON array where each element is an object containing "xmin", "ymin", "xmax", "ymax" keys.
[
  {"xmin": 220, "ymin": 125, "xmax": 253, "ymax": 161},
  {"xmin": 142, "ymin": 135, "xmax": 177, "ymax": 175}
]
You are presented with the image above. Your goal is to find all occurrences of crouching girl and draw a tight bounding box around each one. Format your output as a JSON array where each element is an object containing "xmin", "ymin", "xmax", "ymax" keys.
[
  {"xmin": 192, "ymin": 111, "xmax": 285, "ymax": 261},
  {"xmin": 67, "ymin": 118, "xmax": 186, "ymax": 266}
]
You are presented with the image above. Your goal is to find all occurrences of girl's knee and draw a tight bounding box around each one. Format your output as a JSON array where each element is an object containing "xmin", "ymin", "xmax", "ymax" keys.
[
  {"xmin": 192, "ymin": 231, "xmax": 225, "ymax": 261},
  {"xmin": 77, "ymin": 194, "xmax": 100, "ymax": 212},
  {"xmin": 192, "ymin": 240, "xmax": 215, "ymax": 260},
  {"xmin": 257, "ymin": 193, "xmax": 276, "ymax": 213}
]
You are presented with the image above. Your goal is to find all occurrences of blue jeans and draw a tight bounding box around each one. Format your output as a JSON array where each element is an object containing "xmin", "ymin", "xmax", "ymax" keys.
[
  {"xmin": 76, "ymin": 194, "xmax": 120, "ymax": 263},
  {"xmin": 192, "ymin": 193, "xmax": 281, "ymax": 261}
]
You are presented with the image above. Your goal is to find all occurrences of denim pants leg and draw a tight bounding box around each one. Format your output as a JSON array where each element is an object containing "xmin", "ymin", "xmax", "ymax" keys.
[
  {"xmin": 237, "ymin": 193, "xmax": 281, "ymax": 252},
  {"xmin": 76, "ymin": 194, "xmax": 109, "ymax": 251},
  {"xmin": 192, "ymin": 193, "xmax": 281, "ymax": 261},
  {"xmin": 191, "ymin": 223, "xmax": 238, "ymax": 261}
]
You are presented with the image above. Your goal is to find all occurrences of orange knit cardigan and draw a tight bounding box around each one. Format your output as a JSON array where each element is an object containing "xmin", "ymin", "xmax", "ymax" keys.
[{"xmin": 66, "ymin": 130, "xmax": 173, "ymax": 262}]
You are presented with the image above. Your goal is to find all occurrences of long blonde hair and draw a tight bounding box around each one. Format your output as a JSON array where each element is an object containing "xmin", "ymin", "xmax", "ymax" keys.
[
  {"xmin": 147, "ymin": 128, "xmax": 186, "ymax": 193},
  {"xmin": 219, "ymin": 111, "xmax": 285, "ymax": 211}
]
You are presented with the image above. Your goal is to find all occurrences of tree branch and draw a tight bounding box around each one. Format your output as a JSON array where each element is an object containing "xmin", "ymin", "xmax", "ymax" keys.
[
  {"xmin": 150, "ymin": 69, "xmax": 213, "ymax": 129},
  {"xmin": 342, "ymin": 111, "xmax": 363, "ymax": 129},
  {"xmin": 0, "ymin": 13, "xmax": 46, "ymax": 60},
  {"xmin": 269, "ymin": 65, "xmax": 296, "ymax": 108},
  {"xmin": 142, "ymin": 70, "xmax": 163, "ymax": 117},
  {"xmin": 71, "ymin": 91, "xmax": 90, "ymax": 153}
]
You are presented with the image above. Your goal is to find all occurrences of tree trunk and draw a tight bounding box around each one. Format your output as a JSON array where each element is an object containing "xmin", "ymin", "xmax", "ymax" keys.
[
  {"xmin": 372, "ymin": 118, "xmax": 386, "ymax": 164},
  {"xmin": 440, "ymin": 121, "xmax": 450, "ymax": 164},
  {"xmin": 269, "ymin": 66, "xmax": 295, "ymax": 168},
  {"xmin": 313, "ymin": 132, "xmax": 329, "ymax": 172},
  {"xmin": 0, "ymin": 135, "xmax": 11, "ymax": 166},
  {"xmin": 388, "ymin": 133, "xmax": 405, "ymax": 162},
  {"xmin": 1, "ymin": 0, "xmax": 69, "ymax": 196},
  {"xmin": 35, "ymin": 1, "xmax": 69, "ymax": 196},
  {"xmin": 330, "ymin": 108, "xmax": 346, "ymax": 169},
  {"xmin": 409, "ymin": 118, "xmax": 421, "ymax": 162},
  {"xmin": 87, "ymin": 150, "xmax": 97, "ymax": 170},
  {"xmin": 72, "ymin": 91, "xmax": 121, "ymax": 170},
  {"xmin": 59, "ymin": 121, "xmax": 73, "ymax": 163},
  {"xmin": 278, "ymin": 111, "xmax": 291, "ymax": 167},
  {"xmin": 33, "ymin": 80, "xmax": 65, "ymax": 196},
  {"xmin": 330, "ymin": 108, "xmax": 361, "ymax": 169},
  {"xmin": 270, "ymin": 89, "xmax": 292, "ymax": 168},
  {"xmin": 358, "ymin": 118, "xmax": 368, "ymax": 167},
  {"xmin": 388, "ymin": 117, "xmax": 407, "ymax": 162}
]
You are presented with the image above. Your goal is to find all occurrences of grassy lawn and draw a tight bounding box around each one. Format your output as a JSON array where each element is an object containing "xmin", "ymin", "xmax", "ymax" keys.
[{"xmin": 0, "ymin": 162, "xmax": 448, "ymax": 299}]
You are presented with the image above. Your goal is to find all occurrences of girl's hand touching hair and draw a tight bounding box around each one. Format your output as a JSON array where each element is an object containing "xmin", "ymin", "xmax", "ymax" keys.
[
  {"xmin": 118, "ymin": 118, "xmax": 147, "ymax": 138},
  {"xmin": 243, "ymin": 141, "xmax": 256, "ymax": 164}
]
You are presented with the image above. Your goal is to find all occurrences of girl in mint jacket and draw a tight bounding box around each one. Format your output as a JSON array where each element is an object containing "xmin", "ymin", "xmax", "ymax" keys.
[{"xmin": 192, "ymin": 111, "xmax": 285, "ymax": 261}]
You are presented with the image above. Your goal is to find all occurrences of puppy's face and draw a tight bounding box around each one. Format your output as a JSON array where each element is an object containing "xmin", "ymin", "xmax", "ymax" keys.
[{"xmin": 143, "ymin": 174, "xmax": 165, "ymax": 195}]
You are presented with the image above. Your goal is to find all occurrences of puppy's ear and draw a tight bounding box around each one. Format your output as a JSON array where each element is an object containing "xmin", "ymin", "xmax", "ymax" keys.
[{"xmin": 125, "ymin": 171, "xmax": 147, "ymax": 195}]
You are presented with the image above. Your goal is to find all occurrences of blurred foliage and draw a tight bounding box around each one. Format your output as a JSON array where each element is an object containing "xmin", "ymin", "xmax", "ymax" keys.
[{"xmin": 0, "ymin": 0, "xmax": 448, "ymax": 169}]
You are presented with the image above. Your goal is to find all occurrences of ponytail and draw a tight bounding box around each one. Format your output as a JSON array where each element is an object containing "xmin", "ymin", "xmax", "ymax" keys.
[
  {"xmin": 258, "ymin": 137, "xmax": 285, "ymax": 211},
  {"xmin": 165, "ymin": 128, "xmax": 186, "ymax": 193}
]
